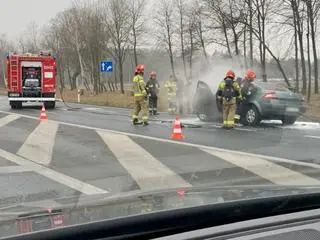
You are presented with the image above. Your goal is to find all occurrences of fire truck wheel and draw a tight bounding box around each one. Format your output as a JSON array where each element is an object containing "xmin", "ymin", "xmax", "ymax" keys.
[
  {"xmin": 44, "ymin": 101, "xmax": 55, "ymax": 109},
  {"xmin": 10, "ymin": 101, "xmax": 22, "ymax": 109}
]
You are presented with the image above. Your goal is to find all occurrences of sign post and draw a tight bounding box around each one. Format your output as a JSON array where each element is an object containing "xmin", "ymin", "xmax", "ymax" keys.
[{"xmin": 100, "ymin": 60, "xmax": 113, "ymax": 106}]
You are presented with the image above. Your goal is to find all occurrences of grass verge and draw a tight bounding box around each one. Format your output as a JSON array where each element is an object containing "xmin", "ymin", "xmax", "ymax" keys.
[{"xmin": 56, "ymin": 88, "xmax": 169, "ymax": 112}]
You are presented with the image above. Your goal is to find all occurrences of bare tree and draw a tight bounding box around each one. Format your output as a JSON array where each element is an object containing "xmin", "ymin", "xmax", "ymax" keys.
[
  {"xmin": 252, "ymin": 0, "xmax": 276, "ymax": 82},
  {"xmin": 307, "ymin": 10, "xmax": 312, "ymax": 101},
  {"xmin": 102, "ymin": 0, "xmax": 131, "ymax": 94},
  {"xmin": 67, "ymin": 2, "xmax": 89, "ymax": 91},
  {"xmin": 176, "ymin": 0, "xmax": 187, "ymax": 78},
  {"xmin": 245, "ymin": 0, "xmax": 255, "ymax": 67},
  {"xmin": 0, "ymin": 35, "xmax": 12, "ymax": 88},
  {"xmin": 128, "ymin": 0, "xmax": 145, "ymax": 67},
  {"xmin": 42, "ymin": 25, "xmax": 65, "ymax": 89},
  {"xmin": 290, "ymin": 0, "xmax": 308, "ymax": 94},
  {"xmin": 154, "ymin": 0, "xmax": 176, "ymax": 75},
  {"xmin": 193, "ymin": 0, "xmax": 209, "ymax": 62},
  {"xmin": 203, "ymin": 0, "xmax": 232, "ymax": 57},
  {"xmin": 186, "ymin": 6, "xmax": 198, "ymax": 79},
  {"xmin": 304, "ymin": 0, "xmax": 319, "ymax": 93}
]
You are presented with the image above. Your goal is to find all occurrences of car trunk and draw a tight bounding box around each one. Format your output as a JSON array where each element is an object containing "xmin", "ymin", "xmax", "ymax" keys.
[
  {"xmin": 258, "ymin": 82, "xmax": 305, "ymax": 116},
  {"xmin": 275, "ymin": 90, "xmax": 302, "ymax": 103}
]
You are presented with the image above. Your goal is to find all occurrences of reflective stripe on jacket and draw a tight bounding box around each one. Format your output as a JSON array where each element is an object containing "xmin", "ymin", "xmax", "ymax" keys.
[{"xmin": 133, "ymin": 75, "xmax": 147, "ymax": 97}]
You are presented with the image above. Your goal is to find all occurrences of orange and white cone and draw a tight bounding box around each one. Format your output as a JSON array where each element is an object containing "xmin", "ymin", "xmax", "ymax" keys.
[
  {"xmin": 171, "ymin": 116, "xmax": 184, "ymax": 140},
  {"xmin": 39, "ymin": 104, "xmax": 48, "ymax": 120}
]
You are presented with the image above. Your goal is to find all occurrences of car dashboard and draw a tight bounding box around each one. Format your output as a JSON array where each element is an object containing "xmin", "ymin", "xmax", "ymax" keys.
[{"xmin": 155, "ymin": 208, "xmax": 320, "ymax": 240}]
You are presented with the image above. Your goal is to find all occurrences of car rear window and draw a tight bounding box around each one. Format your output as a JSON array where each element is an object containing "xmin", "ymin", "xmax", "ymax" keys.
[{"xmin": 254, "ymin": 81, "xmax": 290, "ymax": 91}]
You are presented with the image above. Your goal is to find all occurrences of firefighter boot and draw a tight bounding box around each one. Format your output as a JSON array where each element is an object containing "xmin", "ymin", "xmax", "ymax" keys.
[
  {"xmin": 143, "ymin": 121, "xmax": 149, "ymax": 126},
  {"xmin": 133, "ymin": 118, "xmax": 139, "ymax": 125}
]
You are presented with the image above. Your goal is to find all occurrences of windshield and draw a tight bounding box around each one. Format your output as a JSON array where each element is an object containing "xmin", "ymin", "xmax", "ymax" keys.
[{"xmin": 0, "ymin": 0, "xmax": 319, "ymax": 238}]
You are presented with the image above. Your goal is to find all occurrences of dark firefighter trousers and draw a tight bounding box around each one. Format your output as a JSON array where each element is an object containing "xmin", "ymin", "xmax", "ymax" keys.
[{"xmin": 148, "ymin": 96, "xmax": 158, "ymax": 114}]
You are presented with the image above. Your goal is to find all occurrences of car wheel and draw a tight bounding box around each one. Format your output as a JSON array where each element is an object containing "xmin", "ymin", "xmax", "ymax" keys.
[
  {"xmin": 197, "ymin": 113, "xmax": 210, "ymax": 122},
  {"xmin": 242, "ymin": 105, "xmax": 261, "ymax": 126},
  {"xmin": 10, "ymin": 102, "xmax": 16, "ymax": 109},
  {"xmin": 282, "ymin": 116, "xmax": 297, "ymax": 125}
]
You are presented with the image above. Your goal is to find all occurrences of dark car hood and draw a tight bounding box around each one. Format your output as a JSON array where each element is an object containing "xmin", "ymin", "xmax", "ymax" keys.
[{"xmin": 1, "ymin": 185, "xmax": 320, "ymax": 237}]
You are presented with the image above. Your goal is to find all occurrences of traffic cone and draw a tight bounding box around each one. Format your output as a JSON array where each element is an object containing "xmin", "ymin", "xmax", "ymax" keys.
[
  {"xmin": 171, "ymin": 116, "xmax": 184, "ymax": 140},
  {"xmin": 39, "ymin": 104, "xmax": 48, "ymax": 120}
]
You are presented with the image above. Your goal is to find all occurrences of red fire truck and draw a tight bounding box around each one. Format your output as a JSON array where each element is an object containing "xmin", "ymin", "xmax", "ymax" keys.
[{"xmin": 6, "ymin": 52, "xmax": 57, "ymax": 109}]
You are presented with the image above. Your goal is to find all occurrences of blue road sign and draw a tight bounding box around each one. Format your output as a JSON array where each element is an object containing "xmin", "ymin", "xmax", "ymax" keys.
[{"xmin": 100, "ymin": 61, "xmax": 113, "ymax": 72}]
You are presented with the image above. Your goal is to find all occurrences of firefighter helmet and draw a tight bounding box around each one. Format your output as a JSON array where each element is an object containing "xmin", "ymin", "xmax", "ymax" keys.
[
  {"xmin": 226, "ymin": 70, "xmax": 235, "ymax": 78},
  {"xmin": 150, "ymin": 71, "xmax": 156, "ymax": 77},
  {"xmin": 135, "ymin": 64, "xmax": 145, "ymax": 74},
  {"xmin": 246, "ymin": 69, "xmax": 256, "ymax": 81}
]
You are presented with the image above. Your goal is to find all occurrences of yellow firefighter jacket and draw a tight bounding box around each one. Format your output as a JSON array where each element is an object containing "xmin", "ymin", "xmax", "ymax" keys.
[
  {"xmin": 216, "ymin": 78, "xmax": 242, "ymax": 105},
  {"xmin": 164, "ymin": 79, "xmax": 177, "ymax": 98},
  {"xmin": 132, "ymin": 74, "xmax": 147, "ymax": 97}
]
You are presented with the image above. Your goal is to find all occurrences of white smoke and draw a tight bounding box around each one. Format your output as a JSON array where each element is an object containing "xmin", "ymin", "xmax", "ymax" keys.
[{"xmin": 173, "ymin": 55, "xmax": 246, "ymax": 113}]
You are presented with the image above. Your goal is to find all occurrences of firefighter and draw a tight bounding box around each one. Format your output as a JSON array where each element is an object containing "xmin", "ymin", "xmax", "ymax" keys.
[
  {"xmin": 216, "ymin": 70, "xmax": 242, "ymax": 129},
  {"xmin": 164, "ymin": 74, "xmax": 178, "ymax": 115},
  {"xmin": 132, "ymin": 64, "xmax": 149, "ymax": 125},
  {"xmin": 236, "ymin": 69, "xmax": 256, "ymax": 120},
  {"xmin": 146, "ymin": 71, "xmax": 160, "ymax": 115},
  {"xmin": 240, "ymin": 69, "xmax": 257, "ymax": 98},
  {"xmin": 235, "ymin": 76, "xmax": 244, "ymax": 122}
]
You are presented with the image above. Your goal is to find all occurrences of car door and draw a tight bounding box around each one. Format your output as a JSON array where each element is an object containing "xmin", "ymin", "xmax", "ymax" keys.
[{"xmin": 193, "ymin": 81, "xmax": 215, "ymax": 113}]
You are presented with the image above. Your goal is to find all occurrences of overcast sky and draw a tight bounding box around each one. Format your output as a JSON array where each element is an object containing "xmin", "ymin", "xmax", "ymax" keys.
[{"xmin": 0, "ymin": 0, "xmax": 73, "ymax": 40}]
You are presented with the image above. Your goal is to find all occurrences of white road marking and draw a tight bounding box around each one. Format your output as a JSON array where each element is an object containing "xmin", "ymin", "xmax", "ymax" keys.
[
  {"xmin": 17, "ymin": 121, "xmax": 59, "ymax": 166},
  {"xmin": 305, "ymin": 135, "xmax": 320, "ymax": 139},
  {"xmin": 0, "ymin": 166, "xmax": 30, "ymax": 174},
  {"xmin": 2, "ymin": 110, "xmax": 320, "ymax": 170},
  {"xmin": 0, "ymin": 114, "xmax": 20, "ymax": 128},
  {"xmin": 202, "ymin": 149, "xmax": 320, "ymax": 185},
  {"xmin": 97, "ymin": 131, "xmax": 192, "ymax": 190},
  {"xmin": 0, "ymin": 148, "xmax": 108, "ymax": 195}
]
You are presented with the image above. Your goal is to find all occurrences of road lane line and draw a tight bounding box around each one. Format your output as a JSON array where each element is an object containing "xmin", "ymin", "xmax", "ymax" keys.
[
  {"xmin": 305, "ymin": 135, "xmax": 320, "ymax": 139},
  {"xmin": 0, "ymin": 114, "xmax": 20, "ymax": 128},
  {"xmin": 97, "ymin": 131, "xmax": 192, "ymax": 190},
  {"xmin": 0, "ymin": 148, "xmax": 108, "ymax": 195},
  {"xmin": 0, "ymin": 166, "xmax": 30, "ymax": 174},
  {"xmin": 17, "ymin": 121, "xmax": 59, "ymax": 166},
  {"xmin": 2, "ymin": 111, "xmax": 320, "ymax": 170},
  {"xmin": 202, "ymin": 149, "xmax": 320, "ymax": 185}
]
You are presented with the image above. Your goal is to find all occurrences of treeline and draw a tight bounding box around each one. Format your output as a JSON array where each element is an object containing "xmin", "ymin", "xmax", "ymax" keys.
[{"xmin": 0, "ymin": 0, "xmax": 319, "ymax": 100}]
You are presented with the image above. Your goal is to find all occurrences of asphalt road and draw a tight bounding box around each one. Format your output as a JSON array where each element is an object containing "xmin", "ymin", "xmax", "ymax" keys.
[{"xmin": 0, "ymin": 96, "xmax": 319, "ymax": 211}]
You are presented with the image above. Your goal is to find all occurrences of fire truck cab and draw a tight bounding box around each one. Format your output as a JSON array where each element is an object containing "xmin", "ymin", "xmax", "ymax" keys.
[{"xmin": 6, "ymin": 52, "xmax": 57, "ymax": 109}]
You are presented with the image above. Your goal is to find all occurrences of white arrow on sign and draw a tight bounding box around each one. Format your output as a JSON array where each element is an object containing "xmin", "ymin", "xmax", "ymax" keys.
[
  {"xmin": 101, "ymin": 62, "xmax": 106, "ymax": 71},
  {"xmin": 107, "ymin": 66, "xmax": 112, "ymax": 71}
]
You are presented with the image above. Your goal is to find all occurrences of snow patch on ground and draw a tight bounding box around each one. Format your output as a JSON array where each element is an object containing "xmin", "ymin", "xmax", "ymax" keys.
[
  {"xmin": 83, "ymin": 107, "xmax": 117, "ymax": 114},
  {"xmin": 180, "ymin": 118, "xmax": 204, "ymax": 125},
  {"xmin": 281, "ymin": 121, "xmax": 320, "ymax": 129},
  {"xmin": 261, "ymin": 120, "xmax": 283, "ymax": 125},
  {"xmin": 261, "ymin": 120, "xmax": 320, "ymax": 129},
  {"xmin": 162, "ymin": 117, "xmax": 320, "ymax": 130}
]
